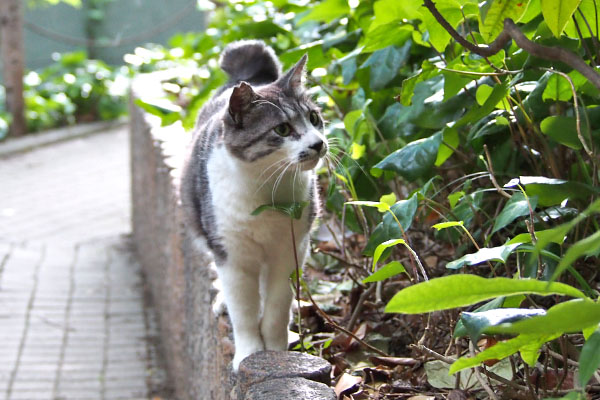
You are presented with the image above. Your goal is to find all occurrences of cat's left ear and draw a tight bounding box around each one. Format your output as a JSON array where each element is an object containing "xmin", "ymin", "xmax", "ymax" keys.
[{"xmin": 278, "ymin": 54, "xmax": 307, "ymax": 96}]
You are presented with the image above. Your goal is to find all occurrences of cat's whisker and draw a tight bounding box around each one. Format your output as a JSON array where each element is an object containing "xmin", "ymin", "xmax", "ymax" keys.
[
  {"xmin": 252, "ymin": 100, "xmax": 284, "ymax": 114},
  {"xmin": 271, "ymin": 161, "xmax": 293, "ymax": 205},
  {"xmin": 255, "ymin": 160, "xmax": 289, "ymax": 195}
]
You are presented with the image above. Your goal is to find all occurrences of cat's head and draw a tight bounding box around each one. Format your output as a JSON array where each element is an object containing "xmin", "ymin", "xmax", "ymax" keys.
[{"xmin": 223, "ymin": 55, "xmax": 328, "ymax": 171}]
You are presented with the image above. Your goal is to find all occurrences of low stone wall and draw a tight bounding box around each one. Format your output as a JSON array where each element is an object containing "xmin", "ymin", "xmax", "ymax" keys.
[{"xmin": 129, "ymin": 72, "xmax": 337, "ymax": 400}]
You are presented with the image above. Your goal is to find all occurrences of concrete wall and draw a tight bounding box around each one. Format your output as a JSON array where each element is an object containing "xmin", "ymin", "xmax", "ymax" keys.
[
  {"xmin": 11, "ymin": 0, "xmax": 205, "ymax": 72},
  {"xmin": 129, "ymin": 71, "xmax": 337, "ymax": 399}
]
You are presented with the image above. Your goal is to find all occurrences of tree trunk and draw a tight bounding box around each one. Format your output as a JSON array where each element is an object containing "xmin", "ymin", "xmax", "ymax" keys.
[{"xmin": 0, "ymin": 0, "xmax": 27, "ymax": 137}]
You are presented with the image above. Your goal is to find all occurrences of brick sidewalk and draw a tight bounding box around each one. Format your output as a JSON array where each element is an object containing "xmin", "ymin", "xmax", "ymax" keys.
[{"xmin": 0, "ymin": 127, "xmax": 171, "ymax": 400}]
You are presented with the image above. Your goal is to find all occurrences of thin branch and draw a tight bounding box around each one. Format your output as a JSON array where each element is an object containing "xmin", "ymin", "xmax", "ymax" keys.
[
  {"xmin": 304, "ymin": 281, "xmax": 390, "ymax": 357},
  {"xmin": 422, "ymin": 0, "xmax": 600, "ymax": 90}
]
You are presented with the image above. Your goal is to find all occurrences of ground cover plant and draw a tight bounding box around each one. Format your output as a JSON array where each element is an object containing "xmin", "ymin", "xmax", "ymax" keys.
[
  {"xmin": 134, "ymin": 0, "xmax": 600, "ymax": 398},
  {"xmin": 0, "ymin": 51, "xmax": 128, "ymax": 140}
]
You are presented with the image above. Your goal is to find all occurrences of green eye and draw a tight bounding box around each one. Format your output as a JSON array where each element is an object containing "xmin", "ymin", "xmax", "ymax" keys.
[
  {"xmin": 309, "ymin": 110, "xmax": 320, "ymax": 126},
  {"xmin": 274, "ymin": 123, "xmax": 291, "ymax": 136}
]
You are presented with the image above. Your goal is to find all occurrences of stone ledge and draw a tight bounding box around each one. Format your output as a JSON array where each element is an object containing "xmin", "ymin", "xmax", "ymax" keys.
[{"xmin": 130, "ymin": 71, "xmax": 336, "ymax": 400}]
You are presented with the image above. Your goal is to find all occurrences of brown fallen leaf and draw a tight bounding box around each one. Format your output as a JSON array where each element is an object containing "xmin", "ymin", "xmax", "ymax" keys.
[{"xmin": 334, "ymin": 372, "xmax": 362, "ymax": 399}]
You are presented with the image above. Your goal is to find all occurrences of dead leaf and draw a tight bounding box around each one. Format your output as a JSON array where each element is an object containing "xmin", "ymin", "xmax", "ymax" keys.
[
  {"xmin": 407, "ymin": 396, "xmax": 435, "ymax": 400},
  {"xmin": 334, "ymin": 373, "xmax": 362, "ymax": 399}
]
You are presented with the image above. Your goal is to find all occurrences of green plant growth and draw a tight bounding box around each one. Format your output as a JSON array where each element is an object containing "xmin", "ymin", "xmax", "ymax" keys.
[{"xmin": 133, "ymin": 0, "xmax": 600, "ymax": 397}]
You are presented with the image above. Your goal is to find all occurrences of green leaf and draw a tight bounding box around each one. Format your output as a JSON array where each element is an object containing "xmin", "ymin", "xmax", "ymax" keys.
[
  {"xmin": 506, "ymin": 176, "xmax": 600, "ymax": 207},
  {"xmin": 362, "ymin": 23, "xmax": 413, "ymax": 53},
  {"xmin": 508, "ymin": 228, "xmax": 567, "ymax": 245},
  {"xmin": 460, "ymin": 308, "xmax": 546, "ymax": 341},
  {"xmin": 541, "ymin": 0, "xmax": 582, "ymax": 37},
  {"xmin": 492, "ymin": 192, "xmax": 538, "ymax": 234},
  {"xmin": 552, "ymin": 230, "xmax": 600, "ymax": 280},
  {"xmin": 435, "ymin": 126, "xmax": 459, "ymax": 166},
  {"xmin": 493, "ymin": 299, "xmax": 600, "ymax": 335},
  {"xmin": 446, "ymin": 243, "xmax": 522, "ymax": 269},
  {"xmin": 361, "ymin": 43, "xmax": 411, "ymax": 91},
  {"xmin": 579, "ymin": 328, "xmax": 600, "ymax": 387},
  {"xmin": 449, "ymin": 333, "xmax": 559, "ymax": 374},
  {"xmin": 343, "ymin": 109, "xmax": 368, "ymax": 141},
  {"xmin": 350, "ymin": 142, "xmax": 366, "ymax": 159},
  {"xmin": 542, "ymin": 71, "xmax": 587, "ymax": 101},
  {"xmin": 480, "ymin": 0, "xmax": 529, "ymax": 41},
  {"xmin": 373, "ymin": 239, "xmax": 406, "ymax": 270},
  {"xmin": 363, "ymin": 195, "xmax": 419, "ymax": 256},
  {"xmin": 455, "ymin": 82, "xmax": 509, "ymax": 127},
  {"xmin": 346, "ymin": 200, "xmax": 390, "ymax": 213},
  {"xmin": 363, "ymin": 261, "xmax": 407, "ymax": 283},
  {"xmin": 298, "ymin": 0, "xmax": 349, "ymax": 24},
  {"xmin": 251, "ymin": 202, "xmax": 308, "ymax": 220},
  {"xmin": 540, "ymin": 116, "xmax": 584, "ymax": 150},
  {"xmin": 380, "ymin": 193, "xmax": 397, "ymax": 207},
  {"xmin": 385, "ymin": 274, "xmax": 585, "ymax": 314},
  {"xmin": 420, "ymin": 0, "xmax": 464, "ymax": 52},
  {"xmin": 372, "ymin": 133, "xmax": 442, "ymax": 181},
  {"xmin": 399, "ymin": 61, "xmax": 438, "ymax": 106},
  {"xmin": 432, "ymin": 221, "xmax": 464, "ymax": 231},
  {"xmin": 453, "ymin": 297, "xmax": 506, "ymax": 338},
  {"xmin": 134, "ymin": 98, "xmax": 181, "ymax": 126}
]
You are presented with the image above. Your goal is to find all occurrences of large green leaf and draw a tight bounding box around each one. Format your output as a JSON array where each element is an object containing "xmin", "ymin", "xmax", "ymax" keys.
[
  {"xmin": 540, "ymin": 116, "xmax": 584, "ymax": 150},
  {"xmin": 492, "ymin": 192, "xmax": 538, "ymax": 234},
  {"xmin": 420, "ymin": 0, "xmax": 464, "ymax": 52},
  {"xmin": 362, "ymin": 23, "xmax": 414, "ymax": 52},
  {"xmin": 298, "ymin": 0, "xmax": 349, "ymax": 24},
  {"xmin": 372, "ymin": 133, "xmax": 442, "ymax": 181},
  {"xmin": 492, "ymin": 299, "xmax": 600, "ymax": 335},
  {"xmin": 535, "ymin": 199, "xmax": 600, "ymax": 252},
  {"xmin": 542, "ymin": 71, "xmax": 588, "ymax": 101},
  {"xmin": 579, "ymin": 327, "xmax": 600, "ymax": 387},
  {"xmin": 361, "ymin": 43, "xmax": 411, "ymax": 91},
  {"xmin": 363, "ymin": 195, "xmax": 419, "ymax": 256},
  {"xmin": 460, "ymin": 308, "xmax": 546, "ymax": 341},
  {"xmin": 552, "ymin": 230, "xmax": 600, "ymax": 280},
  {"xmin": 506, "ymin": 176, "xmax": 600, "ymax": 207},
  {"xmin": 455, "ymin": 82, "xmax": 509, "ymax": 127},
  {"xmin": 385, "ymin": 274, "xmax": 585, "ymax": 314},
  {"xmin": 480, "ymin": 0, "xmax": 529, "ymax": 41},
  {"xmin": 446, "ymin": 243, "xmax": 522, "ymax": 269},
  {"xmin": 540, "ymin": 0, "xmax": 582, "ymax": 37},
  {"xmin": 449, "ymin": 333, "xmax": 559, "ymax": 374}
]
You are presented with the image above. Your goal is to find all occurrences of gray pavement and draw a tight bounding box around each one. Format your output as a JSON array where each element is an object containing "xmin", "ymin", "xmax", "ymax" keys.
[{"xmin": 0, "ymin": 127, "xmax": 171, "ymax": 400}]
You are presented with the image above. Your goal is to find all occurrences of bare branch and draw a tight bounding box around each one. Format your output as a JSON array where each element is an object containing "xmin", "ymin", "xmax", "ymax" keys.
[{"xmin": 422, "ymin": 0, "xmax": 600, "ymax": 90}]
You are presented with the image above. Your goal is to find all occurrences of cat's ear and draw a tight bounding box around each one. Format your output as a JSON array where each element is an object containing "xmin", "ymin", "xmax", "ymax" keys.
[
  {"xmin": 278, "ymin": 54, "xmax": 307, "ymax": 95},
  {"xmin": 229, "ymin": 82, "xmax": 257, "ymax": 126}
]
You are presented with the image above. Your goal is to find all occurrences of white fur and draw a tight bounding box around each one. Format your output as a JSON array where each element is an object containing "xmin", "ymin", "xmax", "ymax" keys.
[{"xmin": 207, "ymin": 143, "xmax": 318, "ymax": 370}]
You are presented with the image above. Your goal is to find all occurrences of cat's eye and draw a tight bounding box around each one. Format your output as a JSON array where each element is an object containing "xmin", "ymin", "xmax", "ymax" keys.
[
  {"xmin": 309, "ymin": 110, "xmax": 320, "ymax": 126},
  {"xmin": 274, "ymin": 123, "xmax": 291, "ymax": 136}
]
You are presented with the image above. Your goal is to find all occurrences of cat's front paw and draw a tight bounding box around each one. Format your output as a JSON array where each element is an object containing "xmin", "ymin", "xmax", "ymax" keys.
[{"xmin": 231, "ymin": 342, "xmax": 264, "ymax": 372}]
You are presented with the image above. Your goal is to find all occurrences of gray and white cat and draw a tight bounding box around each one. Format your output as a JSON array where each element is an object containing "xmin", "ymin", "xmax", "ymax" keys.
[{"xmin": 180, "ymin": 40, "xmax": 328, "ymax": 370}]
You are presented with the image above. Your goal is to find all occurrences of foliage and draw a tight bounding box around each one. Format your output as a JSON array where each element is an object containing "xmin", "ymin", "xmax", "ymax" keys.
[
  {"xmin": 132, "ymin": 0, "xmax": 600, "ymax": 397},
  {"xmin": 0, "ymin": 51, "xmax": 128, "ymax": 138}
]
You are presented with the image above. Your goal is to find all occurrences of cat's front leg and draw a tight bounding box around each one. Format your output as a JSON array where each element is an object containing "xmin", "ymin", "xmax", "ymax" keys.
[
  {"xmin": 218, "ymin": 264, "xmax": 265, "ymax": 370},
  {"xmin": 260, "ymin": 264, "xmax": 294, "ymax": 351}
]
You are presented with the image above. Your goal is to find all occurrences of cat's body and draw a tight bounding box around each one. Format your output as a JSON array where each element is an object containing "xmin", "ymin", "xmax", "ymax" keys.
[{"xmin": 180, "ymin": 40, "xmax": 327, "ymax": 370}]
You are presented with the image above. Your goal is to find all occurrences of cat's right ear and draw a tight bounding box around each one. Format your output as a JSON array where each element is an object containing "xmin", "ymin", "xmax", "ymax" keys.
[{"xmin": 229, "ymin": 82, "xmax": 257, "ymax": 127}]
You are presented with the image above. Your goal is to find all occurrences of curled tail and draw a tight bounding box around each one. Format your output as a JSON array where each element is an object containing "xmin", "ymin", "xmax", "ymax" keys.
[{"xmin": 219, "ymin": 40, "xmax": 281, "ymax": 85}]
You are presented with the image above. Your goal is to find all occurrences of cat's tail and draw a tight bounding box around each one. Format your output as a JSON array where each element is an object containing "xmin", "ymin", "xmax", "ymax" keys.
[{"xmin": 219, "ymin": 40, "xmax": 281, "ymax": 85}]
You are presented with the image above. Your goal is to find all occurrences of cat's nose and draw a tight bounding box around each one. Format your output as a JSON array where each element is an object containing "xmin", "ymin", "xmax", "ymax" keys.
[{"xmin": 309, "ymin": 140, "xmax": 324, "ymax": 153}]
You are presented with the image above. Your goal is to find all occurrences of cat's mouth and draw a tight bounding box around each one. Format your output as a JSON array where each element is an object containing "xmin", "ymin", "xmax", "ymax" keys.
[{"xmin": 298, "ymin": 153, "xmax": 324, "ymax": 170}]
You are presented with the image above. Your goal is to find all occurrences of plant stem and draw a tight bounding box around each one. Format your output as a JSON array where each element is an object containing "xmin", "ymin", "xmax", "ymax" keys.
[{"xmin": 290, "ymin": 218, "xmax": 305, "ymax": 352}]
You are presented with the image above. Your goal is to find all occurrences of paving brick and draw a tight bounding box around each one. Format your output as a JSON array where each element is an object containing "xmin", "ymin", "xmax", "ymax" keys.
[{"xmin": 0, "ymin": 127, "xmax": 170, "ymax": 400}]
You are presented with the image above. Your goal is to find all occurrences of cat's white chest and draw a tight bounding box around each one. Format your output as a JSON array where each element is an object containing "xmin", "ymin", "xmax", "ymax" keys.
[{"xmin": 206, "ymin": 146, "xmax": 311, "ymax": 262}]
